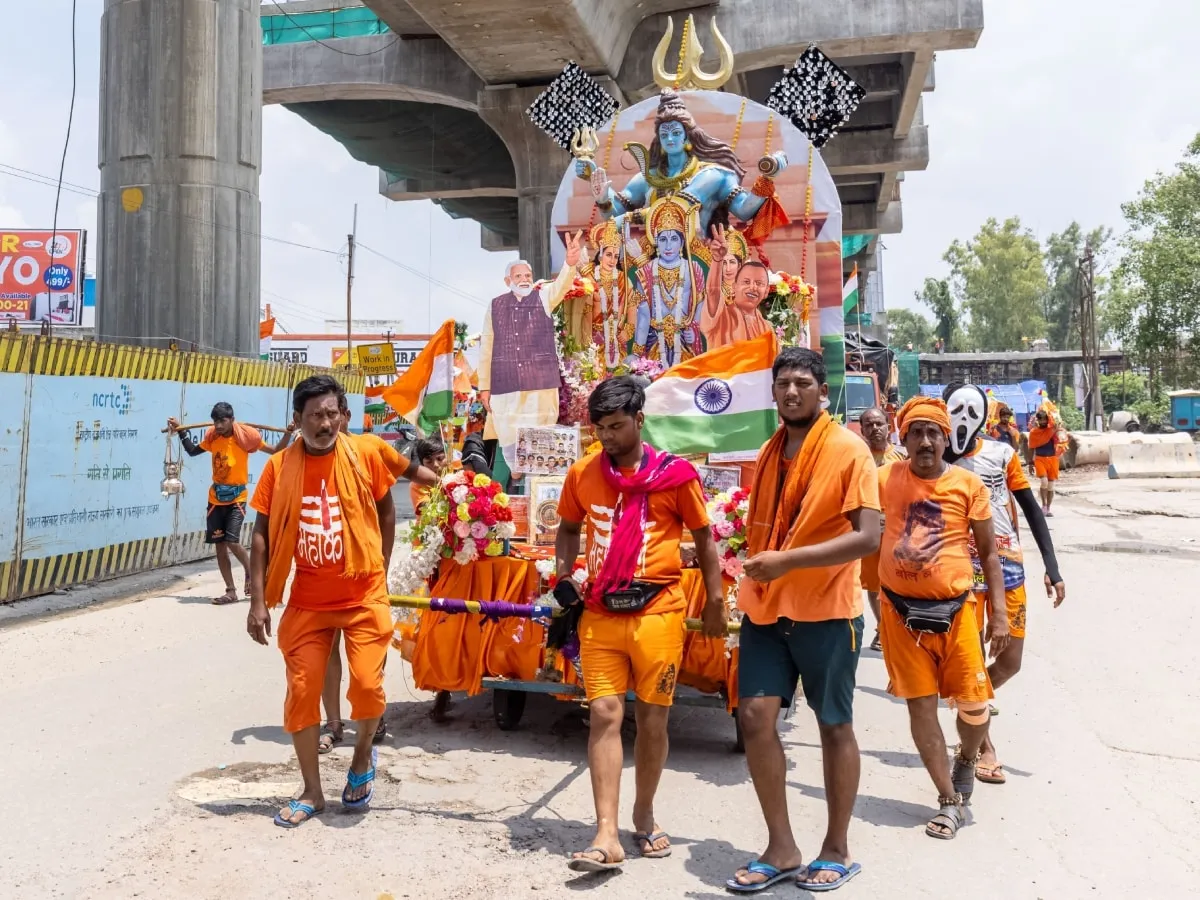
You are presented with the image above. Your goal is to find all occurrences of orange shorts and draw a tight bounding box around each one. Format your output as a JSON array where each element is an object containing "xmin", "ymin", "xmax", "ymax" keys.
[
  {"xmin": 859, "ymin": 549, "xmax": 881, "ymax": 592},
  {"xmin": 878, "ymin": 595, "xmax": 993, "ymax": 703},
  {"xmin": 578, "ymin": 608, "xmax": 686, "ymax": 706},
  {"xmin": 276, "ymin": 601, "xmax": 392, "ymax": 733},
  {"xmin": 970, "ymin": 585, "xmax": 1027, "ymax": 640},
  {"xmin": 1034, "ymin": 456, "xmax": 1060, "ymax": 480}
]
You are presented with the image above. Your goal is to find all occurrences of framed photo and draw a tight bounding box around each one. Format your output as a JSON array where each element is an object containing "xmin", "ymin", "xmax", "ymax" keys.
[
  {"xmin": 514, "ymin": 425, "xmax": 580, "ymax": 476},
  {"xmin": 529, "ymin": 475, "xmax": 566, "ymax": 545},
  {"xmin": 697, "ymin": 464, "xmax": 742, "ymax": 499},
  {"xmin": 507, "ymin": 495, "xmax": 530, "ymax": 541}
]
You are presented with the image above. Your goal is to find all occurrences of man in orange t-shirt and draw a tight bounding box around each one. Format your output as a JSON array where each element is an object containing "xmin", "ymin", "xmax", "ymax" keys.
[
  {"xmin": 556, "ymin": 377, "xmax": 726, "ymax": 873},
  {"xmin": 858, "ymin": 406, "xmax": 905, "ymax": 654},
  {"xmin": 727, "ymin": 347, "xmax": 880, "ymax": 893},
  {"xmin": 876, "ymin": 397, "xmax": 1009, "ymax": 841},
  {"xmin": 168, "ymin": 403, "xmax": 294, "ymax": 605},
  {"xmin": 246, "ymin": 375, "xmax": 397, "ymax": 829},
  {"xmin": 1027, "ymin": 409, "xmax": 1062, "ymax": 515}
]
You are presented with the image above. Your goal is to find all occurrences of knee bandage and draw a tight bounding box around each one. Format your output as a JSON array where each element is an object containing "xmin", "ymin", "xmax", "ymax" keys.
[{"xmin": 956, "ymin": 700, "xmax": 990, "ymax": 724}]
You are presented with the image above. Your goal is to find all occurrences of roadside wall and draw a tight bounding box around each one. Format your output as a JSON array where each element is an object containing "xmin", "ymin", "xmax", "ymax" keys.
[{"xmin": 0, "ymin": 334, "xmax": 365, "ymax": 603}]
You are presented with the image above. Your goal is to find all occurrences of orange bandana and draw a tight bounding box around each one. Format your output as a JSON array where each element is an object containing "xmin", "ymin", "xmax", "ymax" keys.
[{"xmin": 897, "ymin": 397, "xmax": 951, "ymax": 440}]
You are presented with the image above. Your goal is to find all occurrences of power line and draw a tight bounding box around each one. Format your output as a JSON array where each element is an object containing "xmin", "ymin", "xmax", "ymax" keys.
[
  {"xmin": 356, "ymin": 242, "xmax": 489, "ymax": 308},
  {"xmin": 47, "ymin": 0, "xmax": 79, "ymax": 309},
  {"xmin": 0, "ymin": 164, "xmax": 340, "ymax": 257},
  {"xmin": 267, "ymin": 2, "xmax": 401, "ymax": 57}
]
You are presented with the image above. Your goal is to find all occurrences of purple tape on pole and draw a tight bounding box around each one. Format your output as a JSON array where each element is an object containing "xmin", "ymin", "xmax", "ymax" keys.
[{"xmin": 425, "ymin": 597, "xmax": 555, "ymax": 619}]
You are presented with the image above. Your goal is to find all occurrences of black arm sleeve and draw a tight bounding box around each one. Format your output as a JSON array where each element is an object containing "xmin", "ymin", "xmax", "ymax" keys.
[
  {"xmin": 179, "ymin": 432, "xmax": 206, "ymax": 458},
  {"xmin": 1013, "ymin": 487, "xmax": 1061, "ymax": 584}
]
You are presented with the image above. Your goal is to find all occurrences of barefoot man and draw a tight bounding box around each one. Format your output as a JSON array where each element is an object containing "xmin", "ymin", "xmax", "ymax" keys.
[
  {"xmin": 247, "ymin": 375, "xmax": 398, "ymax": 828},
  {"xmin": 728, "ymin": 348, "xmax": 880, "ymax": 893},
  {"xmin": 556, "ymin": 376, "xmax": 727, "ymax": 872},
  {"xmin": 876, "ymin": 397, "xmax": 1009, "ymax": 841},
  {"xmin": 858, "ymin": 406, "xmax": 905, "ymax": 653},
  {"xmin": 167, "ymin": 404, "xmax": 294, "ymax": 605}
]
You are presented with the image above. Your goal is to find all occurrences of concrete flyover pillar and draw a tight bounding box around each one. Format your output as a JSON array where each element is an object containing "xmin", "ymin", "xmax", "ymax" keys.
[
  {"xmin": 97, "ymin": 0, "xmax": 261, "ymax": 355},
  {"xmin": 478, "ymin": 87, "xmax": 571, "ymax": 279}
]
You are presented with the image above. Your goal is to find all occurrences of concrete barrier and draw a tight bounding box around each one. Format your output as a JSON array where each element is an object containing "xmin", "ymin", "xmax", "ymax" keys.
[
  {"xmin": 1069, "ymin": 431, "xmax": 1192, "ymax": 467},
  {"xmin": 1108, "ymin": 437, "xmax": 1200, "ymax": 479}
]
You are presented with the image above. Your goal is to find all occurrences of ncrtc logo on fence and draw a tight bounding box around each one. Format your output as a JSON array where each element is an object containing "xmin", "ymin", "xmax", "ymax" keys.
[{"xmin": 92, "ymin": 383, "xmax": 132, "ymax": 416}]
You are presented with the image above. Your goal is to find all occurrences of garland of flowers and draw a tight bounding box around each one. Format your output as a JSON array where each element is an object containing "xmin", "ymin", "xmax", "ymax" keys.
[
  {"xmin": 390, "ymin": 471, "xmax": 516, "ymax": 595},
  {"xmin": 762, "ymin": 271, "xmax": 815, "ymax": 346},
  {"xmin": 558, "ymin": 343, "xmax": 606, "ymax": 426},
  {"xmin": 708, "ymin": 487, "xmax": 751, "ymax": 578}
]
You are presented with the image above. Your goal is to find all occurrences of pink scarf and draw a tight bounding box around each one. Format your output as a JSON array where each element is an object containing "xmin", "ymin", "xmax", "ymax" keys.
[{"xmin": 589, "ymin": 443, "xmax": 699, "ymax": 611}]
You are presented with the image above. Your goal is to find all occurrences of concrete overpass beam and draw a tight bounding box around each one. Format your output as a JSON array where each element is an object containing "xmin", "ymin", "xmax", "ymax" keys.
[
  {"xmin": 843, "ymin": 200, "xmax": 902, "ymax": 236},
  {"xmin": 822, "ymin": 126, "xmax": 929, "ymax": 176},
  {"xmin": 894, "ymin": 49, "xmax": 934, "ymax": 139},
  {"xmin": 481, "ymin": 224, "xmax": 518, "ymax": 252},
  {"xmin": 378, "ymin": 169, "xmax": 517, "ymax": 201},
  {"xmin": 477, "ymin": 86, "xmax": 572, "ymax": 277}
]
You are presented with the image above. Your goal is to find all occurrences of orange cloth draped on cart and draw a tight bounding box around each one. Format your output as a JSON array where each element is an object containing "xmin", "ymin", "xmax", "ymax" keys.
[{"xmin": 406, "ymin": 557, "xmax": 736, "ymax": 704}]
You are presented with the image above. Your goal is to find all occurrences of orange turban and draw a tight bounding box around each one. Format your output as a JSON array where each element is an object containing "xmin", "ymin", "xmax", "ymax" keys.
[{"xmin": 897, "ymin": 397, "xmax": 951, "ymax": 439}]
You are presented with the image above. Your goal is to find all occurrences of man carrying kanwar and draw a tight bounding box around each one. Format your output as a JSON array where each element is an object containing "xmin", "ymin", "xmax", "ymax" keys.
[
  {"xmin": 167, "ymin": 404, "xmax": 295, "ymax": 605},
  {"xmin": 989, "ymin": 404, "xmax": 1020, "ymax": 450},
  {"xmin": 246, "ymin": 375, "xmax": 398, "ymax": 829},
  {"xmin": 727, "ymin": 348, "xmax": 880, "ymax": 894},
  {"xmin": 316, "ymin": 411, "xmax": 440, "ymax": 755},
  {"xmin": 876, "ymin": 396, "xmax": 1009, "ymax": 840},
  {"xmin": 1027, "ymin": 408, "xmax": 1062, "ymax": 516},
  {"xmin": 942, "ymin": 383, "xmax": 1066, "ymax": 786},
  {"xmin": 554, "ymin": 376, "xmax": 727, "ymax": 873},
  {"xmin": 857, "ymin": 406, "xmax": 905, "ymax": 654}
]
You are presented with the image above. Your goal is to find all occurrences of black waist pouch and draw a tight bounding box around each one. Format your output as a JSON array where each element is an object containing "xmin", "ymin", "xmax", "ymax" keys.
[
  {"xmin": 602, "ymin": 581, "xmax": 665, "ymax": 613},
  {"xmin": 883, "ymin": 587, "xmax": 968, "ymax": 634}
]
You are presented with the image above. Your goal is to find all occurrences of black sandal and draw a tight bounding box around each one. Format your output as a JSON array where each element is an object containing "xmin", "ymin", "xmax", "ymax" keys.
[
  {"xmin": 925, "ymin": 794, "xmax": 967, "ymax": 839},
  {"xmin": 318, "ymin": 720, "xmax": 344, "ymax": 754}
]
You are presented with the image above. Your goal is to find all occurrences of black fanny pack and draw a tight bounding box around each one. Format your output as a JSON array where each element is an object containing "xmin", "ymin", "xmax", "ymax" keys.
[
  {"xmin": 602, "ymin": 581, "xmax": 665, "ymax": 614},
  {"xmin": 883, "ymin": 587, "xmax": 968, "ymax": 634}
]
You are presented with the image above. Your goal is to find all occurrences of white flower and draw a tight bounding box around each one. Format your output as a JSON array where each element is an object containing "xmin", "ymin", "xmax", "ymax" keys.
[
  {"xmin": 451, "ymin": 486, "xmax": 469, "ymax": 505},
  {"xmin": 494, "ymin": 521, "xmax": 517, "ymax": 540},
  {"xmin": 453, "ymin": 541, "xmax": 478, "ymax": 565},
  {"xmin": 422, "ymin": 526, "xmax": 444, "ymax": 547},
  {"xmin": 535, "ymin": 559, "xmax": 556, "ymax": 579}
]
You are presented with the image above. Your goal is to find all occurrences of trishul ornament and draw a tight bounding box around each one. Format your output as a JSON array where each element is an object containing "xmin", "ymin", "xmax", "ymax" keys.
[
  {"xmin": 652, "ymin": 15, "xmax": 734, "ymax": 91},
  {"xmin": 570, "ymin": 125, "xmax": 600, "ymax": 162}
]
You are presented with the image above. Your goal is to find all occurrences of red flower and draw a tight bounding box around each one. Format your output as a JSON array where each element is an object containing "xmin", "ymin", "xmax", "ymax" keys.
[{"xmin": 483, "ymin": 513, "xmax": 498, "ymax": 527}]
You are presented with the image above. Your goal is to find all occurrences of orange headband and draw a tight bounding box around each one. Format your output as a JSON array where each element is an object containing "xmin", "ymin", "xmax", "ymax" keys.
[{"xmin": 898, "ymin": 396, "xmax": 951, "ymax": 439}]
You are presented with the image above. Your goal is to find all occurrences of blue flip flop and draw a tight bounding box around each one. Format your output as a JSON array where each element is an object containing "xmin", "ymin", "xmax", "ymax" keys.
[
  {"xmin": 797, "ymin": 860, "xmax": 862, "ymax": 892},
  {"xmin": 273, "ymin": 800, "xmax": 320, "ymax": 829},
  {"xmin": 726, "ymin": 860, "xmax": 805, "ymax": 893},
  {"xmin": 341, "ymin": 747, "xmax": 377, "ymax": 810}
]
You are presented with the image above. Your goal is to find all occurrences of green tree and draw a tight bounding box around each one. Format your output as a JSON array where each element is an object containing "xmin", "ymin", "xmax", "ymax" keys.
[
  {"xmin": 1041, "ymin": 223, "xmax": 1114, "ymax": 351},
  {"xmin": 1114, "ymin": 134, "xmax": 1200, "ymax": 392},
  {"xmin": 1098, "ymin": 371, "xmax": 1148, "ymax": 415},
  {"xmin": 944, "ymin": 217, "xmax": 1048, "ymax": 351},
  {"xmin": 914, "ymin": 277, "xmax": 961, "ymax": 352},
  {"xmin": 887, "ymin": 307, "xmax": 935, "ymax": 351}
]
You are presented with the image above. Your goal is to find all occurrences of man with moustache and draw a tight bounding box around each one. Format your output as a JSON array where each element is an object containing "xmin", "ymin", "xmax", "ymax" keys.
[
  {"xmin": 700, "ymin": 225, "xmax": 773, "ymax": 350},
  {"xmin": 729, "ymin": 347, "xmax": 880, "ymax": 892}
]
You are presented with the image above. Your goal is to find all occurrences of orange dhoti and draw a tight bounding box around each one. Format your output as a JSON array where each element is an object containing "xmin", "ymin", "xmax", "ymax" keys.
[{"xmin": 278, "ymin": 601, "xmax": 392, "ymax": 733}]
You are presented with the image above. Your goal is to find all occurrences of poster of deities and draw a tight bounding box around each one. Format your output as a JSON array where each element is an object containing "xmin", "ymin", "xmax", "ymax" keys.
[{"xmin": 697, "ymin": 465, "xmax": 742, "ymax": 499}]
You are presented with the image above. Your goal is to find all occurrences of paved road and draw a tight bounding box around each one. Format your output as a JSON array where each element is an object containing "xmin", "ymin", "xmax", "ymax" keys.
[{"xmin": 1, "ymin": 473, "xmax": 1198, "ymax": 898}]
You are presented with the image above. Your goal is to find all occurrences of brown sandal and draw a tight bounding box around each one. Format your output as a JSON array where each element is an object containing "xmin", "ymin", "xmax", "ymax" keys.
[
  {"xmin": 212, "ymin": 588, "xmax": 239, "ymax": 606},
  {"xmin": 318, "ymin": 720, "xmax": 344, "ymax": 754},
  {"xmin": 976, "ymin": 762, "xmax": 1007, "ymax": 784}
]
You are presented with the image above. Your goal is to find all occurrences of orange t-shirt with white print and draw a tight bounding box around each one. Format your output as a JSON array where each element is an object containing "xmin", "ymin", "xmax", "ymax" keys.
[
  {"xmin": 877, "ymin": 461, "xmax": 991, "ymax": 600},
  {"xmin": 251, "ymin": 448, "xmax": 395, "ymax": 611},
  {"xmin": 555, "ymin": 452, "xmax": 709, "ymax": 616},
  {"xmin": 200, "ymin": 431, "xmax": 268, "ymax": 505},
  {"xmin": 355, "ymin": 433, "xmax": 413, "ymax": 479},
  {"xmin": 739, "ymin": 425, "xmax": 881, "ymax": 625}
]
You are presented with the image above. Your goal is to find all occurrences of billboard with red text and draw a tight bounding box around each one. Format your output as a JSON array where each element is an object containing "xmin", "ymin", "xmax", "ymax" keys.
[{"xmin": 0, "ymin": 229, "xmax": 86, "ymax": 324}]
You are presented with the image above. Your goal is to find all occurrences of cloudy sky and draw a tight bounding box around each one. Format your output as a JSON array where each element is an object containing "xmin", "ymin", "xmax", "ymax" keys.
[{"xmin": 1, "ymin": 0, "xmax": 1198, "ymax": 336}]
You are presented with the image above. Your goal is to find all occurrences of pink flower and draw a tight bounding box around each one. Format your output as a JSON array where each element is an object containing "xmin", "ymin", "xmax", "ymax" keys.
[
  {"xmin": 453, "ymin": 520, "xmax": 471, "ymax": 539},
  {"xmin": 470, "ymin": 521, "xmax": 488, "ymax": 539},
  {"xmin": 714, "ymin": 519, "xmax": 735, "ymax": 539}
]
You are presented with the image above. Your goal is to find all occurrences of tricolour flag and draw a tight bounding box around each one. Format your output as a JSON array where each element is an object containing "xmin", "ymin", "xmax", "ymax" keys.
[
  {"xmin": 642, "ymin": 331, "xmax": 779, "ymax": 455},
  {"xmin": 841, "ymin": 264, "xmax": 859, "ymax": 315},
  {"xmin": 259, "ymin": 318, "xmax": 275, "ymax": 360},
  {"xmin": 381, "ymin": 319, "xmax": 455, "ymax": 434}
]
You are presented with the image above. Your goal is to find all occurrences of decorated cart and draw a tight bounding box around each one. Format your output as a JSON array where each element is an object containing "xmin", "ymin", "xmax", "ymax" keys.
[{"xmin": 383, "ymin": 13, "xmax": 863, "ymax": 745}]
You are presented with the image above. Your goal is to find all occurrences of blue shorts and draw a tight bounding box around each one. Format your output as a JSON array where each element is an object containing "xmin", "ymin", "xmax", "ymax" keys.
[{"xmin": 737, "ymin": 616, "xmax": 864, "ymax": 725}]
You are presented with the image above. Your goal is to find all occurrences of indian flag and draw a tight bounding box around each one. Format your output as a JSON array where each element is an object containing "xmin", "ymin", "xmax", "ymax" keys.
[
  {"xmin": 259, "ymin": 317, "xmax": 275, "ymax": 360},
  {"xmin": 642, "ymin": 331, "xmax": 779, "ymax": 455},
  {"xmin": 381, "ymin": 319, "xmax": 455, "ymax": 434},
  {"xmin": 841, "ymin": 264, "xmax": 859, "ymax": 315}
]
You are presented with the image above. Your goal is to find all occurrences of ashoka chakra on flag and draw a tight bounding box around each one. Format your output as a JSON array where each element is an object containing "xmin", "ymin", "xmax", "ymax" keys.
[{"xmin": 694, "ymin": 378, "xmax": 734, "ymax": 414}]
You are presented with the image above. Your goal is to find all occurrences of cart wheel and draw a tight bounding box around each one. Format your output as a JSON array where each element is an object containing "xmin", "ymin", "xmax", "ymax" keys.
[
  {"xmin": 493, "ymin": 688, "xmax": 527, "ymax": 731},
  {"xmin": 732, "ymin": 711, "xmax": 745, "ymax": 754}
]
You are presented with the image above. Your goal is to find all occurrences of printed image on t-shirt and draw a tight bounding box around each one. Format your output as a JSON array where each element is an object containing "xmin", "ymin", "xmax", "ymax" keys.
[{"xmin": 297, "ymin": 477, "xmax": 343, "ymax": 569}]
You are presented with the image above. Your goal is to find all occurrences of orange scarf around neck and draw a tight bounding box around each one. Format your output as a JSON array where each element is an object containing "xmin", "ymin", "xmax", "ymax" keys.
[
  {"xmin": 264, "ymin": 433, "xmax": 383, "ymax": 609},
  {"xmin": 204, "ymin": 421, "xmax": 263, "ymax": 454},
  {"xmin": 746, "ymin": 410, "xmax": 835, "ymax": 557}
]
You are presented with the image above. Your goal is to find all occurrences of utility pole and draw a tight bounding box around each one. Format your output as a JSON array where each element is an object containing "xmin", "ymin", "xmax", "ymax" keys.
[
  {"xmin": 345, "ymin": 204, "xmax": 358, "ymax": 369},
  {"xmin": 1078, "ymin": 243, "xmax": 1104, "ymax": 430}
]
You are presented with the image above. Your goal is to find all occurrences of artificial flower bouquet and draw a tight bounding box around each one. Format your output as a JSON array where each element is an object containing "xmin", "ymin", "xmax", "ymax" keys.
[{"xmin": 707, "ymin": 487, "xmax": 751, "ymax": 579}]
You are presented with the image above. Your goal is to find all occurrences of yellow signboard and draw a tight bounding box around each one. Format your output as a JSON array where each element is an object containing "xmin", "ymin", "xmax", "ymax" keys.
[{"xmin": 354, "ymin": 342, "xmax": 396, "ymax": 376}]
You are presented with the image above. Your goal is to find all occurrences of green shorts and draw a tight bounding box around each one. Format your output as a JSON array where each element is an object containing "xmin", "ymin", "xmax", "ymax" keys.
[{"xmin": 737, "ymin": 616, "xmax": 864, "ymax": 725}]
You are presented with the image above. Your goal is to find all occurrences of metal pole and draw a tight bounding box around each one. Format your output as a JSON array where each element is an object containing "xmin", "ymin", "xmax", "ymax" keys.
[{"xmin": 346, "ymin": 204, "xmax": 357, "ymax": 369}]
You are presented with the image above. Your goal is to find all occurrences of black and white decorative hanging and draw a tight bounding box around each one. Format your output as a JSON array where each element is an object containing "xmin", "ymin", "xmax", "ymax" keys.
[
  {"xmin": 765, "ymin": 46, "xmax": 866, "ymax": 148},
  {"xmin": 526, "ymin": 62, "xmax": 620, "ymax": 150}
]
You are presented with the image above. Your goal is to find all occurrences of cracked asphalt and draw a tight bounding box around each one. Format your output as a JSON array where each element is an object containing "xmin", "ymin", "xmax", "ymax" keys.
[{"xmin": 0, "ymin": 470, "xmax": 1197, "ymax": 898}]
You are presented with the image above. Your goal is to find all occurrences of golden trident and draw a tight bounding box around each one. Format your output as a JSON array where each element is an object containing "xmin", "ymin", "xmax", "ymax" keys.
[
  {"xmin": 652, "ymin": 14, "xmax": 735, "ymax": 91},
  {"xmin": 570, "ymin": 126, "xmax": 600, "ymax": 161}
]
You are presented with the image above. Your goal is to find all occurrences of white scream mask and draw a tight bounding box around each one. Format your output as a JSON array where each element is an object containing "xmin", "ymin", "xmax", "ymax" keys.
[{"xmin": 944, "ymin": 384, "xmax": 988, "ymax": 461}]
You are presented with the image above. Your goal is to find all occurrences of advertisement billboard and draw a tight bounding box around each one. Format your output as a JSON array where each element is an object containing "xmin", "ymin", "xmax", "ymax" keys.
[{"xmin": 0, "ymin": 229, "xmax": 86, "ymax": 325}]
